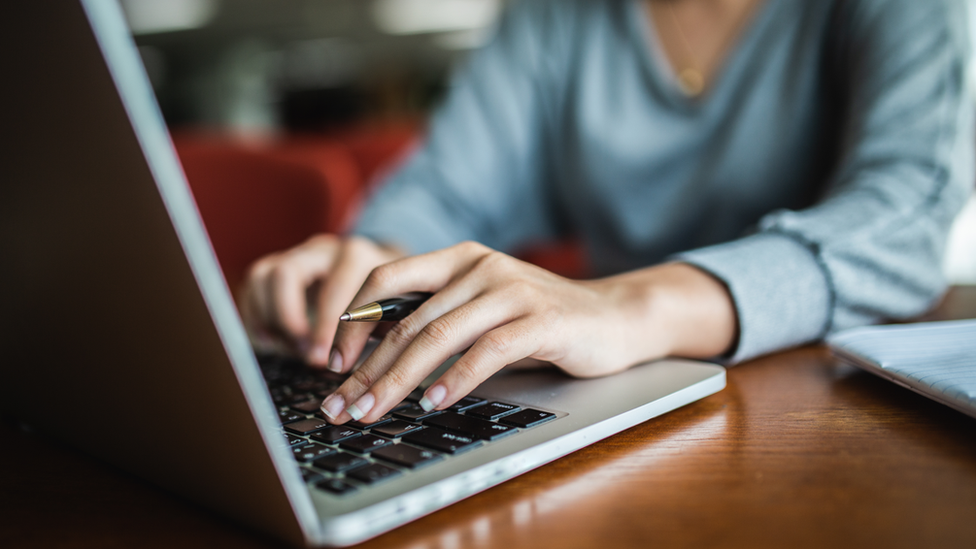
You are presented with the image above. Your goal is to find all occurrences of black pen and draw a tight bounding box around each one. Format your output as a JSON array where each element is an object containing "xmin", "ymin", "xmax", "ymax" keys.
[{"xmin": 338, "ymin": 292, "xmax": 433, "ymax": 322}]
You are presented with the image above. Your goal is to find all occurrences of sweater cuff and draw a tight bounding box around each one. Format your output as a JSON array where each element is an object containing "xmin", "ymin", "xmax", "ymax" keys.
[{"xmin": 675, "ymin": 232, "xmax": 833, "ymax": 364}]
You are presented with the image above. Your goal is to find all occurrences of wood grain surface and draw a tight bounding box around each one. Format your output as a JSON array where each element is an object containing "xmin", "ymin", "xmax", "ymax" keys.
[{"xmin": 3, "ymin": 287, "xmax": 975, "ymax": 549}]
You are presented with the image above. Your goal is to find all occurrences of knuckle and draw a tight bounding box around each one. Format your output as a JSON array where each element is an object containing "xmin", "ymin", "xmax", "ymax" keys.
[
  {"xmin": 247, "ymin": 256, "xmax": 276, "ymax": 281},
  {"xmin": 451, "ymin": 359, "xmax": 483, "ymax": 386},
  {"xmin": 479, "ymin": 330, "xmax": 514, "ymax": 359},
  {"xmin": 473, "ymin": 250, "xmax": 508, "ymax": 273},
  {"xmin": 348, "ymin": 368, "xmax": 377, "ymax": 393},
  {"xmin": 344, "ymin": 235, "xmax": 372, "ymax": 254},
  {"xmin": 266, "ymin": 264, "xmax": 285, "ymax": 286},
  {"xmin": 305, "ymin": 233, "xmax": 335, "ymax": 248},
  {"xmin": 381, "ymin": 365, "xmax": 412, "ymax": 392},
  {"xmin": 456, "ymin": 240, "xmax": 484, "ymax": 254},
  {"xmin": 385, "ymin": 318, "xmax": 421, "ymax": 348},
  {"xmin": 268, "ymin": 264, "xmax": 296, "ymax": 289},
  {"xmin": 364, "ymin": 264, "xmax": 397, "ymax": 292},
  {"xmin": 419, "ymin": 319, "xmax": 456, "ymax": 350}
]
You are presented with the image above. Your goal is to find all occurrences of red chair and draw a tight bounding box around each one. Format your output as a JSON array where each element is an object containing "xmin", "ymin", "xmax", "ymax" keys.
[
  {"xmin": 173, "ymin": 122, "xmax": 589, "ymax": 289},
  {"xmin": 174, "ymin": 135, "xmax": 359, "ymax": 291}
]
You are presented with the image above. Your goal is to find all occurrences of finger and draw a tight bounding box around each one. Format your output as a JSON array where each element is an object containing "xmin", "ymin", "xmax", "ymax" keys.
[
  {"xmin": 264, "ymin": 239, "xmax": 339, "ymax": 345},
  {"xmin": 243, "ymin": 256, "xmax": 287, "ymax": 342},
  {"xmin": 340, "ymin": 270, "xmax": 485, "ymax": 380},
  {"xmin": 240, "ymin": 257, "xmax": 270, "ymax": 331},
  {"xmin": 420, "ymin": 319, "xmax": 540, "ymax": 411},
  {"xmin": 331, "ymin": 241, "xmax": 490, "ymax": 374},
  {"xmin": 322, "ymin": 292, "xmax": 519, "ymax": 424},
  {"xmin": 306, "ymin": 242, "xmax": 380, "ymax": 368}
]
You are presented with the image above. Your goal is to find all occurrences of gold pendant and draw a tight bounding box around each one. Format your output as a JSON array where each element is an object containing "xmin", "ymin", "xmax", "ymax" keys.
[{"xmin": 677, "ymin": 68, "xmax": 705, "ymax": 97}]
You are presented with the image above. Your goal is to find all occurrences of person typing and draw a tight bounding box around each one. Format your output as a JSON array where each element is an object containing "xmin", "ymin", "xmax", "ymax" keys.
[{"xmin": 240, "ymin": 0, "xmax": 974, "ymax": 427}]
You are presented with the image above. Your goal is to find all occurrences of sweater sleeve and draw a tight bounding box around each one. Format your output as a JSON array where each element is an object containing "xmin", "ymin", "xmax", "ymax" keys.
[
  {"xmin": 352, "ymin": 0, "xmax": 564, "ymax": 255},
  {"xmin": 678, "ymin": 0, "xmax": 974, "ymax": 363}
]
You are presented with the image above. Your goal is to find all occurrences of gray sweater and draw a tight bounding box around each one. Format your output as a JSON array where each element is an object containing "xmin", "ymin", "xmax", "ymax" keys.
[{"xmin": 354, "ymin": 0, "xmax": 974, "ymax": 362}]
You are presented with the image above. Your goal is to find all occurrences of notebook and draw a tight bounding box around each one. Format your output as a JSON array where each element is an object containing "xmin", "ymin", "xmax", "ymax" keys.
[
  {"xmin": 827, "ymin": 319, "xmax": 976, "ymax": 419},
  {"xmin": 0, "ymin": 1, "xmax": 725, "ymax": 546}
]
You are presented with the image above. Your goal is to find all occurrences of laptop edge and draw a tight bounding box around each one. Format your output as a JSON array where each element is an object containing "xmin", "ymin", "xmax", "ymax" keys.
[{"xmin": 0, "ymin": 2, "xmax": 726, "ymax": 546}]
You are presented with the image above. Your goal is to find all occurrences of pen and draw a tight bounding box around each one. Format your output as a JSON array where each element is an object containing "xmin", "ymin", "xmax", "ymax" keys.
[{"xmin": 339, "ymin": 292, "xmax": 433, "ymax": 322}]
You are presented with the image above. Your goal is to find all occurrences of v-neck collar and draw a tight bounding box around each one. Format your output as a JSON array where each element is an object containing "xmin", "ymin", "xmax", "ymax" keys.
[{"xmin": 627, "ymin": 0, "xmax": 781, "ymax": 113}]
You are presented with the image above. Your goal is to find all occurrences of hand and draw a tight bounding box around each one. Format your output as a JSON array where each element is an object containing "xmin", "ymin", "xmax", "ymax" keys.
[
  {"xmin": 240, "ymin": 234, "xmax": 405, "ymax": 367},
  {"xmin": 319, "ymin": 241, "xmax": 737, "ymax": 424}
]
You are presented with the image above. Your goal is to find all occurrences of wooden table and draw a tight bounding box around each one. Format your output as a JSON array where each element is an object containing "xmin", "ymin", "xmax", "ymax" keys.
[{"xmin": 3, "ymin": 288, "xmax": 975, "ymax": 549}]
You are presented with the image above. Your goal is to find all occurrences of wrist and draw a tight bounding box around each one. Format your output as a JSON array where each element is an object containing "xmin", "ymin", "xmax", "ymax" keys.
[{"xmin": 593, "ymin": 262, "xmax": 738, "ymax": 362}]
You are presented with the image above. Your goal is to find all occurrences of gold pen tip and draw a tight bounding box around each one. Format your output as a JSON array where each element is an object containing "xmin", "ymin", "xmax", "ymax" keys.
[{"xmin": 339, "ymin": 313, "xmax": 351, "ymax": 322}]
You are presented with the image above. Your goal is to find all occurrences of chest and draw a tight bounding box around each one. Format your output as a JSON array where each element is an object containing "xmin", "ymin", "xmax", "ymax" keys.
[{"xmin": 546, "ymin": 1, "xmax": 843, "ymax": 263}]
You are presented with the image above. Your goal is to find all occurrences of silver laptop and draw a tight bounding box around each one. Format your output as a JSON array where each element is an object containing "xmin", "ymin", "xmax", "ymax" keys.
[
  {"xmin": 0, "ymin": 1, "xmax": 725, "ymax": 546},
  {"xmin": 828, "ymin": 319, "xmax": 976, "ymax": 420}
]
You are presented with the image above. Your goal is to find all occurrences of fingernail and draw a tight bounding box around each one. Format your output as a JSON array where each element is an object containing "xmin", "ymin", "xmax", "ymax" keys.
[
  {"xmin": 327, "ymin": 349, "xmax": 343, "ymax": 373},
  {"xmin": 346, "ymin": 393, "xmax": 375, "ymax": 421},
  {"xmin": 309, "ymin": 345, "xmax": 329, "ymax": 365},
  {"xmin": 320, "ymin": 393, "xmax": 345, "ymax": 421},
  {"xmin": 419, "ymin": 384, "xmax": 446, "ymax": 412}
]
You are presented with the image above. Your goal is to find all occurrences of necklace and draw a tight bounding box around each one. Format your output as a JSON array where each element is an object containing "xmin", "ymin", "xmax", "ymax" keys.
[
  {"xmin": 663, "ymin": 0, "xmax": 757, "ymax": 98},
  {"xmin": 666, "ymin": 1, "xmax": 706, "ymax": 97}
]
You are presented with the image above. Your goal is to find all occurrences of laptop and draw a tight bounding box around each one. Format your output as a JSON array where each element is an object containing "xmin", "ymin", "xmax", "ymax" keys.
[
  {"xmin": 0, "ymin": 1, "xmax": 726, "ymax": 546},
  {"xmin": 828, "ymin": 319, "xmax": 976, "ymax": 420}
]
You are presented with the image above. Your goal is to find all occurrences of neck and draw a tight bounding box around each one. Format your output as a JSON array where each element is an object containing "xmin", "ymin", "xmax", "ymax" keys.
[{"xmin": 645, "ymin": 0, "xmax": 765, "ymax": 96}]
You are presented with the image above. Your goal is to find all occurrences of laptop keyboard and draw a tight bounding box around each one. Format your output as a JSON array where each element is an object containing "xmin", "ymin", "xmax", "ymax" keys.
[{"xmin": 259, "ymin": 355, "xmax": 559, "ymax": 496}]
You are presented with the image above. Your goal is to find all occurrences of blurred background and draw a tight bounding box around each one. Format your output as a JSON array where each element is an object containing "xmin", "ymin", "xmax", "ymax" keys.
[
  {"xmin": 121, "ymin": 0, "xmax": 976, "ymax": 285},
  {"xmin": 124, "ymin": 0, "xmax": 501, "ymax": 133}
]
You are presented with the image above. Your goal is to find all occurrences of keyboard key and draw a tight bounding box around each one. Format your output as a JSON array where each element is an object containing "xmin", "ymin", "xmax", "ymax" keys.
[
  {"xmin": 393, "ymin": 403, "xmax": 443, "ymax": 422},
  {"xmin": 291, "ymin": 378, "xmax": 318, "ymax": 392},
  {"xmin": 282, "ymin": 393, "xmax": 317, "ymax": 406},
  {"xmin": 392, "ymin": 400, "xmax": 415, "ymax": 412},
  {"xmin": 371, "ymin": 420, "xmax": 425, "ymax": 439},
  {"xmin": 403, "ymin": 427, "xmax": 480, "ymax": 454},
  {"xmin": 425, "ymin": 412, "xmax": 517, "ymax": 441},
  {"xmin": 292, "ymin": 443, "xmax": 335, "ymax": 462},
  {"xmin": 316, "ymin": 478, "xmax": 357, "ymax": 495},
  {"xmin": 346, "ymin": 413, "xmax": 393, "ymax": 431},
  {"xmin": 279, "ymin": 409, "xmax": 306, "ymax": 425},
  {"xmin": 300, "ymin": 467, "xmax": 323, "ymax": 483},
  {"xmin": 339, "ymin": 434, "xmax": 393, "ymax": 454},
  {"xmin": 372, "ymin": 443, "xmax": 443, "ymax": 469},
  {"xmin": 295, "ymin": 379, "xmax": 338, "ymax": 394},
  {"xmin": 406, "ymin": 388, "xmax": 426, "ymax": 402},
  {"xmin": 499, "ymin": 409, "xmax": 557, "ymax": 428},
  {"xmin": 270, "ymin": 388, "xmax": 294, "ymax": 405},
  {"xmin": 310, "ymin": 426, "xmax": 362, "ymax": 444},
  {"xmin": 466, "ymin": 402, "xmax": 520, "ymax": 421},
  {"xmin": 313, "ymin": 452, "xmax": 369, "ymax": 473},
  {"xmin": 346, "ymin": 463, "xmax": 402, "ymax": 485},
  {"xmin": 278, "ymin": 357, "xmax": 308, "ymax": 371},
  {"xmin": 284, "ymin": 418, "xmax": 331, "ymax": 436},
  {"xmin": 449, "ymin": 396, "xmax": 486, "ymax": 412},
  {"xmin": 284, "ymin": 433, "xmax": 307, "ymax": 447},
  {"xmin": 290, "ymin": 399, "xmax": 322, "ymax": 414},
  {"xmin": 312, "ymin": 369, "xmax": 345, "ymax": 384}
]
